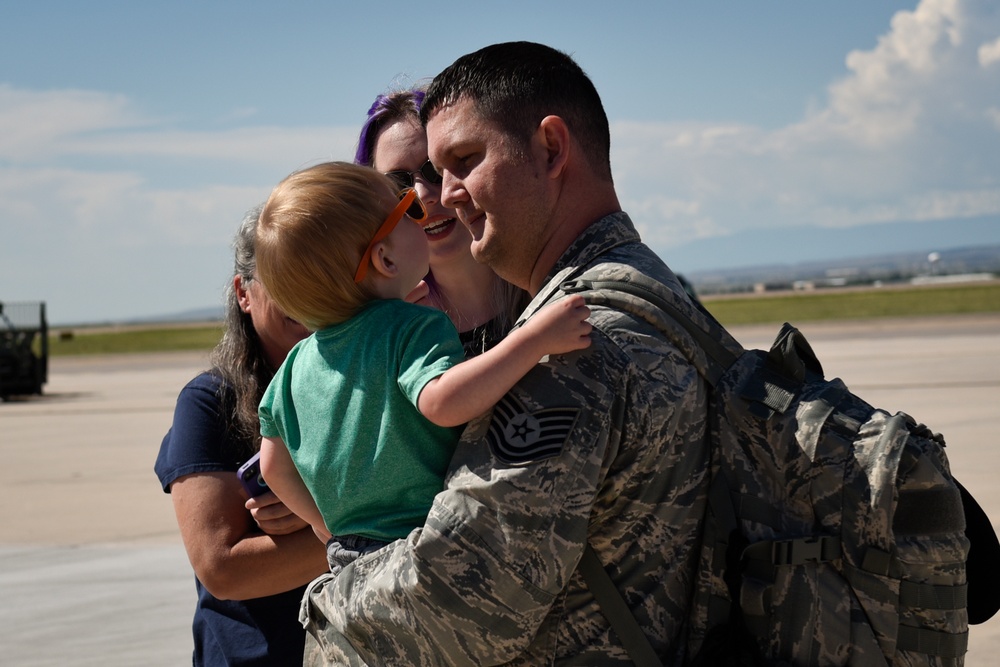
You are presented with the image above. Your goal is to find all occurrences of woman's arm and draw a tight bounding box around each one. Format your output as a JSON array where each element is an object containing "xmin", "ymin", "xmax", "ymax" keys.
[
  {"xmin": 418, "ymin": 295, "xmax": 591, "ymax": 426},
  {"xmin": 170, "ymin": 471, "xmax": 328, "ymax": 601}
]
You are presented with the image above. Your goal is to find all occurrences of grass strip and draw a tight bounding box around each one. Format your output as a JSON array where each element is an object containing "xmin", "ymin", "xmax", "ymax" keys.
[
  {"xmin": 45, "ymin": 282, "xmax": 998, "ymax": 356},
  {"xmin": 703, "ymin": 282, "xmax": 1000, "ymax": 326},
  {"xmin": 49, "ymin": 325, "xmax": 224, "ymax": 356}
]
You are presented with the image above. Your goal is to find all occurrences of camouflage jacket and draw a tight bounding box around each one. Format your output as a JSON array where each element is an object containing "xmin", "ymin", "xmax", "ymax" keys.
[{"xmin": 302, "ymin": 212, "xmax": 711, "ymax": 666}]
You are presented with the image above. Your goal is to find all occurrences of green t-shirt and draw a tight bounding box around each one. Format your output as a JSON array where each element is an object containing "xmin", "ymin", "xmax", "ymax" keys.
[{"xmin": 259, "ymin": 300, "xmax": 466, "ymax": 541}]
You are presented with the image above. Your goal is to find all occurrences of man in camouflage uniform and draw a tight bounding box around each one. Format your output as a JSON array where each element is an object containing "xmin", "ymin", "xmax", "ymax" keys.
[{"xmin": 301, "ymin": 41, "xmax": 711, "ymax": 665}]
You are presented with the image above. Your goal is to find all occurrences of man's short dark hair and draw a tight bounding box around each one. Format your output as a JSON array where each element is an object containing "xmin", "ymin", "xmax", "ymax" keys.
[{"xmin": 422, "ymin": 42, "xmax": 612, "ymax": 180}]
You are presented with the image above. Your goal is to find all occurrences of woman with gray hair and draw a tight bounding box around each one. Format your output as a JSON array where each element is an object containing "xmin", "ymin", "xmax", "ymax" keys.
[{"xmin": 155, "ymin": 206, "xmax": 328, "ymax": 665}]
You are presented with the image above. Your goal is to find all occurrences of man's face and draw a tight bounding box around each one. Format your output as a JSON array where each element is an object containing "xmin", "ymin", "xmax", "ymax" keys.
[{"xmin": 426, "ymin": 97, "xmax": 552, "ymax": 291}]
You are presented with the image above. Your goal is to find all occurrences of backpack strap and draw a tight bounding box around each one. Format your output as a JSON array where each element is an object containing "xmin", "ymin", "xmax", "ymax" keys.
[
  {"xmin": 559, "ymin": 273, "xmax": 740, "ymax": 385},
  {"xmin": 563, "ymin": 268, "xmax": 989, "ymax": 662},
  {"xmin": 579, "ymin": 545, "xmax": 662, "ymax": 666},
  {"xmin": 562, "ymin": 271, "xmax": 732, "ymax": 665}
]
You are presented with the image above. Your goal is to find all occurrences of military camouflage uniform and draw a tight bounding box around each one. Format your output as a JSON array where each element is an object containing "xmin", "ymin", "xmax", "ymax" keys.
[{"xmin": 301, "ymin": 212, "xmax": 711, "ymax": 665}]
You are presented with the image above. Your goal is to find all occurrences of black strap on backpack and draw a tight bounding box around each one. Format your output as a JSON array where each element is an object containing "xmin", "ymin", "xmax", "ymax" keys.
[
  {"xmin": 567, "ymin": 274, "xmax": 741, "ymax": 665},
  {"xmin": 579, "ymin": 546, "xmax": 662, "ymax": 666}
]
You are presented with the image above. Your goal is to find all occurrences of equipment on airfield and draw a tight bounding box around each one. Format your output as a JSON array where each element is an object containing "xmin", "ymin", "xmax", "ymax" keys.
[{"xmin": 0, "ymin": 301, "xmax": 48, "ymax": 399}]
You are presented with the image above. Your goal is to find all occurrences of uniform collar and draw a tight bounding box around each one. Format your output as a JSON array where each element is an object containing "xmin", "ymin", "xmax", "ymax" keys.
[
  {"xmin": 522, "ymin": 212, "xmax": 641, "ymax": 323},
  {"xmin": 550, "ymin": 211, "xmax": 639, "ymax": 277}
]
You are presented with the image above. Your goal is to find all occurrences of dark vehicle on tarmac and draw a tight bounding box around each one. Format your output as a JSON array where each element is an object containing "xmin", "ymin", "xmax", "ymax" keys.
[{"xmin": 0, "ymin": 301, "xmax": 48, "ymax": 400}]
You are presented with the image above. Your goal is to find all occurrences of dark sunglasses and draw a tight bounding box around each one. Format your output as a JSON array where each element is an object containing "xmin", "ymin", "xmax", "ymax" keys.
[
  {"xmin": 353, "ymin": 188, "xmax": 428, "ymax": 283},
  {"xmin": 385, "ymin": 160, "xmax": 442, "ymax": 189}
]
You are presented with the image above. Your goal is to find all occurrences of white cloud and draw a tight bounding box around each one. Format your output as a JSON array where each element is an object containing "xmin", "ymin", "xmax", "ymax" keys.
[
  {"xmin": 0, "ymin": 83, "xmax": 358, "ymax": 168},
  {"xmin": 0, "ymin": 85, "xmax": 147, "ymax": 161},
  {"xmin": 987, "ymin": 107, "xmax": 1000, "ymax": 129},
  {"xmin": 790, "ymin": 0, "xmax": 969, "ymax": 147},
  {"xmin": 4, "ymin": 0, "xmax": 1000, "ymax": 323},
  {"xmin": 0, "ymin": 82, "xmax": 361, "ymax": 246},
  {"xmin": 979, "ymin": 35, "xmax": 1000, "ymax": 66},
  {"xmin": 65, "ymin": 125, "xmax": 357, "ymax": 166},
  {"xmin": 0, "ymin": 85, "xmax": 362, "ymax": 323},
  {"xmin": 811, "ymin": 188, "xmax": 1000, "ymax": 228},
  {"xmin": 612, "ymin": 0, "xmax": 1000, "ymax": 252},
  {"xmin": 0, "ymin": 166, "xmax": 264, "ymax": 254}
]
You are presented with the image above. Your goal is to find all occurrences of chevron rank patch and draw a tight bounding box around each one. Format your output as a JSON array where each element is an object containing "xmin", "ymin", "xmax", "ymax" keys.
[{"xmin": 486, "ymin": 393, "xmax": 580, "ymax": 466}]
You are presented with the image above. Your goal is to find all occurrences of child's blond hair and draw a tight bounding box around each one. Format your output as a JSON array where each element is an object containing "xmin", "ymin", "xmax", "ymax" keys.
[{"xmin": 256, "ymin": 161, "xmax": 400, "ymax": 330}]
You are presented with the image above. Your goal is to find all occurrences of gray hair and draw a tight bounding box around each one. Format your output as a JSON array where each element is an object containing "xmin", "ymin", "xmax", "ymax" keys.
[{"xmin": 209, "ymin": 204, "xmax": 272, "ymax": 457}]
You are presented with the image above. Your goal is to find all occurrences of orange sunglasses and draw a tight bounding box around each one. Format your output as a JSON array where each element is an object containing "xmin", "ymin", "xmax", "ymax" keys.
[{"xmin": 353, "ymin": 188, "xmax": 428, "ymax": 283}]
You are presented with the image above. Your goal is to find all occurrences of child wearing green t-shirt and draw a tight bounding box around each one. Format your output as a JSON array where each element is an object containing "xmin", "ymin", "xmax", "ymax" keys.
[{"xmin": 255, "ymin": 162, "xmax": 591, "ymax": 569}]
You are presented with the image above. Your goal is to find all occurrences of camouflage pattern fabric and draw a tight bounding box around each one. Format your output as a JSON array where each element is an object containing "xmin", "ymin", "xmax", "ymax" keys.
[
  {"xmin": 561, "ymin": 268, "xmax": 970, "ymax": 666},
  {"xmin": 686, "ymin": 326, "xmax": 970, "ymax": 666},
  {"xmin": 559, "ymin": 271, "xmax": 970, "ymax": 666},
  {"xmin": 299, "ymin": 212, "xmax": 712, "ymax": 665},
  {"xmin": 694, "ymin": 336, "xmax": 969, "ymax": 667}
]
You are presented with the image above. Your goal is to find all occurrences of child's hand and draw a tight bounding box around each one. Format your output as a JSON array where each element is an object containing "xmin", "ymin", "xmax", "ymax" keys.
[
  {"xmin": 404, "ymin": 279, "xmax": 430, "ymax": 305},
  {"xmin": 246, "ymin": 491, "xmax": 311, "ymax": 536},
  {"xmin": 527, "ymin": 294, "xmax": 592, "ymax": 355}
]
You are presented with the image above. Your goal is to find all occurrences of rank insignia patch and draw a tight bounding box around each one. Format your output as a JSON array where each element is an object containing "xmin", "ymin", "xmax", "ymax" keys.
[{"xmin": 486, "ymin": 393, "xmax": 579, "ymax": 466}]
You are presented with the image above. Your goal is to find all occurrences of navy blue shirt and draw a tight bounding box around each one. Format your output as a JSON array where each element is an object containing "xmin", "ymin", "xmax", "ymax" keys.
[{"xmin": 155, "ymin": 372, "xmax": 307, "ymax": 666}]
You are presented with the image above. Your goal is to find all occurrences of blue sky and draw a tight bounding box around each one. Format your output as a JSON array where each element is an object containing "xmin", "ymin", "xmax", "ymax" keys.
[{"xmin": 3, "ymin": 0, "xmax": 999, "ymax": 324}]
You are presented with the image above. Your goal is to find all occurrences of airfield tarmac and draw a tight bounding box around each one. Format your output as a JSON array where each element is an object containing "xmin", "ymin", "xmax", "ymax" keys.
[{"xmin": 1, "ymin": 314, "xmax": 998, "ymax": 666}]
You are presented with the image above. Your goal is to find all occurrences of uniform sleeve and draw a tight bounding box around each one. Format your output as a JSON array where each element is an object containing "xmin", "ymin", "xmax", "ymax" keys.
[
  {"xmin": 154, "ymin": 373, "xmax": 236, "ymax": 493},
  {"xmin": 301, "ymin": 334, "xmax": 622, "ymax": 665}
]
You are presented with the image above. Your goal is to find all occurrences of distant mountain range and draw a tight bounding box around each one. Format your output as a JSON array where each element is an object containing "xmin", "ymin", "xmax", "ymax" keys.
[
  {"xmin": 664, "ymin": 216, "xmax": 1000, "ymax": 294},
  {"xmin": 685, "ymin": 243, "xmax": 1000, "ymax": 294}
]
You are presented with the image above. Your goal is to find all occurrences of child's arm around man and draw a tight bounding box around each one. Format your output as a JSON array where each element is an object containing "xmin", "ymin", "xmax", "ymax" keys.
[{"xmin": 418, "ymin": 294, "xmax": 591, "ymax": 427}]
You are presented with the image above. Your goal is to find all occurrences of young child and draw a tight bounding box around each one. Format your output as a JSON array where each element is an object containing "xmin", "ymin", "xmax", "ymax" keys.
[{"xmin": 254, "ymin": 162, "xmax": 592, "ymax": 569}]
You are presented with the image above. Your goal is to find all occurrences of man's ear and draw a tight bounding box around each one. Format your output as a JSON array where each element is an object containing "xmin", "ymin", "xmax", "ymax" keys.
[{"xmin": 538, "ymin": 115, "xmax": 570, "ymax": 179}]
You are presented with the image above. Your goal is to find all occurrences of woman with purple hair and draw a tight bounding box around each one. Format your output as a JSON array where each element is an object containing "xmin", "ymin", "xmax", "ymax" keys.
[{"xmin": 355, "ymin": 88, "xmax": 525, "ymax": 355}]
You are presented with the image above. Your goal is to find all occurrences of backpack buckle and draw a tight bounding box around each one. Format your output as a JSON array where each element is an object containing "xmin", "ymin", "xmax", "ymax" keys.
[{"xmin": 770, "ymin": 536, "xmax": 840, "ymax": 566}]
